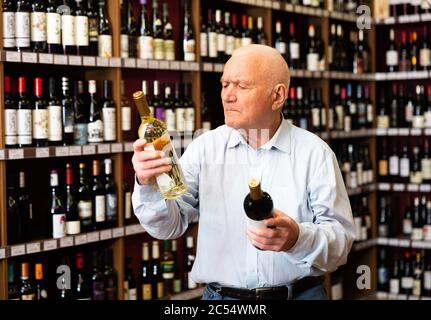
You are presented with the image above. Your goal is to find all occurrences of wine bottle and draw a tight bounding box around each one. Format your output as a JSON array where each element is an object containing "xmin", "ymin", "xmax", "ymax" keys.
[
  {"xmin": 92, "ymin": 160, "xmax": 106, "ymax": 230},
  {"xmin": 124, "ymin": 256, "xmax": 137, "ymax": 300},
  {"xmin": 133, "ymin": 91, "xmax": 188, "ymax": 199},
  {"xmin": 8, "ymin": 263, "xmax": 20, "ymax": 300},
  {"xmin": 140, "ymin": 242, "xmax": 152, "ymax": 300},
  {"xmin": 98, "ymin": 0, "xmax": 112, "ymax": 57},
  {"xmin": 161, "ymin": 240, "xmax": 174, "ymax": 296},
  {"xmin": 75, "ymin": 253, "xmax": 91, "ymax": 300},
  {"xmin": 123, "ymin": 180, "xmax": 132, "ymax": 225},
  {"xmin": 60, "ymin": 0, "xmax": 76, "ymax": 55},
  {"xmin": 138, "ymin": 0, "xmax": 153, "ymax": 60},
  {"xmin": 103, "ymin": 248, "xmax": 118, "ymax": 300},
  {"xmin": 50, "ymin": 169, "xmax": 66, "ymax": 239},
  {"xmin": 77, "ymin": 163, "xmax": 93, "ymax": 231},
  {"xmin": 243, "ymin": 178, "xmax": 274, "ymax": 229},
  {"xmin": 120, "ymin": 0, "xmax": 129, "ymax": 58},
  {"xmin": 32, "ymin": 77, "xmax": 48, "ymax": 147},
  {"xmin": 183, "ymin": 0, "xmax": 195, "ymax": 62},
  {"xmin": 34, "ymin": 263, "xmax": 48, "ymax": 300},
  {"xmin": 31, "ymin": 0, "xmax": 47, "ymax": 52},
  {"xmin": 121, "ymin": 80, "xmax": 131, "ymax": 133},
  {"xmin": 386, "ymin": 28, "xmax": 398, "ymax": 72},
  {"xmin": 65, "ymin": 163, "xmax": 81, "ymax": 235},
  {"xmin": 7, "ymin": 175, "xmax": 21, "ymax": 244},
  {"xmin": 73, "ymin": 80, "xmax": 88, "ymax": 145},
  {"xmin": 151, "ymin": 241, "xmax": 165, "ymax": 299},
  {"xmin": 91, "ymin": 251, "xmax": 105, "ymax": 300},
  {"xmin": 48, "ymin": 77, "xmax": 63, "ymax": 145},
  {"xmin": 17, "ymin": 171, "xmax": 31, "ymax": 242},
  {"xmin": 184, "ymin": 236, "xmax": 197, "ymax": 290},
  {"xmin": 87, "ymin": 0, "xmax": 99, "ymax": 56},
  {"xmin": 20, "ymin": 262, "xmax": 35, "ymax": 300},
  {"xmin": 61, "ymin": 77, "xmax": 74, "ymax": 145},
  {"xmin": 75, "ymin": 0, "xmax": 89, "ymax": 56},
  {"xmin": 87, "ymin": 80, "xmax": 104, "ymax": 143},
  {"xmin": 153, "ymin": 0, "xmax": 164, "ymax": 60},
  {"xmin": 162, "ymin": 3, "xmax": 175, "ymax": 61},
  {"xmin": 4, "ymin": 76, "xmax": 17, "ymax": 148},
  {"xmin": 2, "ymin": 0, "xmax": 16, "ymax": 50},
  {"xmin": 102, "ymin": 80, "xmax": 116, "ymax": 142},
  {"xmin": 16, "ymin": 0, "xmax": 31, "ymax": 52},
  {"xmin": 104, "ymin": 158, "xmax": 117, "ymax": 229},
  {"xmin": 171, "ymin": 240, "xmax": 181, "ymax": 294},
  {"xmin": 46, "ymin": 0, "xmax": 61, "ymax": 54},
  {"xmin": 17, "ymin": 76, "xmax": 32, "ymax": 148}
]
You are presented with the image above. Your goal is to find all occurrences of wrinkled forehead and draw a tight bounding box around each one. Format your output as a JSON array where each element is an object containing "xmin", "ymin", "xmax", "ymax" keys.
[{"xmin": 221, "ymin": 54, "xmax": 265, "ymax": 82}]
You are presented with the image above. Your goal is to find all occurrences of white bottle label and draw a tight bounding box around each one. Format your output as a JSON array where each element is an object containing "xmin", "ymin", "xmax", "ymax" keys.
[
  {"xmin": 3, "ymin": 12, "xmax": 16, "ymax": 47},
  {"xmin": 422, "ymin": 159, "xmax": 431, "ymax": 180},
  {"xmin": 208, "ymin": 32, "xmax": 217, "ymax": 58},
  {"xmin": 52, "ymin": 213, "xmax": 66, "ymax": 238},
  {"xmin": 88, "ymin": 119, "xmax": 104, "ymax": 143},
  {"xmin": 4, "ymin": 109, "xmax": 17, "ymax": 143},
  {"xmin": 15, "ymin": 12, "xmax": 30, "ymax": 47},
  {"xmin": 121, "ymin": 106, "xmax": 131, "ymax": 131},
  {"xmin": 275, "ymin": 41, "xmax": 286, "ymax": 55},
  {"xmin": 165, "ymin": 109, "xmax": 176, "ymax": 131},
  {"xmin": 125, "ymin": 191, "xmax": 132, "ymax": 220},
  {"xmin": 424, "ymin": 224, "xmax": 431, "ymax": 240},
  {"xmin": 307, "ymin": 53, "xmax": 319, "ymax": 71},
  {"xmin": 121, "ymin": 34, "xmax": 129, "ymax": 58},
  {"xmin": 102, "ymin": 108, "xmax": 116, "ymax": 141},
  {"xmin": 78, "ymin": 201, "xmax": 92, "ymax": 219},
  {"xmin": 128, "ymin": 288, "xmax": 137, "ymax": 300},
  {"xmin": 165, "ymin": 39, "xmax": 175, "ymax": 61},
  {"xmin": 31, "ymin": 12, "xmax": 47, "ymax": 42},
  {"xmin": 187, "ymin": 273, "xmax": 197, "ymax": 289},
  {"xmin": 95, "ymin": 195, "xmax": 106, "ymax": 222},
  {"xmin": 411, "ymin": 228, "xmax": 423, "ymax": 241},
  {"xmin": 354, "ymin": 217, "xmax": 362, "ymax": 239},
  {"xmin": 46, "ymin": 12, "xmax": 61, "ymax": 44},
  {"xmin": 138, "ymin": 36, "xmax": 154, "ymax": 59},
  {"xmin": 400, "ymin": 159, "xmax": 410, "ymax": 177},
  {"xmin": 401, "ymin": 277, "xmax": 414, "ymax": 290},
  {"xmin": 389, "ymin": 156, "xmax": 399, "ymax": 175},
  {"xmin": 185, "ymin": 108, "xmax": 195, "ymax": 132},
  {"xmin": 367, "ymin": 104, "xmax": 373, "ymax": 123},
  {"xmin": 200, "ymin": 32, "xmax": 208, "ymax": 57},
  {"xmin": 225, "ymin": 35, "xmax": 235, "ymax": 56},
  {"xmin": 17, "ymin": 109, "xmax": 32, "ymax": 144},
  {"xmin": 289, "ymin": 42, "xmax": 300, "ymax": 59},
  {"xmin": 175, "ymin": 108, "xmax": 186, "ymax": 132},
  {"xmin": 420, "ymin": 48, "xmax": 431, "ymax": 67},
  {"xmin": 386, "ymin": 50, "xmax": 398, "ymax": 66},
  {"xmin": 403, "ymin": 219, "xmax": 412, "ymax": 235},
  {"xmin": 154, "ymin": 38, "xmax": 164, "ymax": 60},
  {"xmin": 424, "ymin": 271, "xmax": 431, "ymax": 290},
  {"xmin": 98, "ymin": 35, "xmax": 112, "ymax": 58},
  {"xmin": 424, "ymin": 111, "xmax": 431, "ymax": 127},
  {"xmin": 241, "ymin": 37, "xmax": 252, "ymax": 47},
  {"xmin": 75, "ymin": 15, "xmax": 89, "ymax": 46},
  {"xmin": 183, "ymin": 39, "xmax": 196, "ymax": 61},
  {"xmin": 62, "ymin": 15, "xmax": 76, "ymax": 46},
  {"xmin": 48, "ymin": 105, "xmax": 63, "ymax": 142},
  {"xmin": 32, "ymin": 109, "xmax": 48, "ymax": 139},
  {"xmin": 389, "ymin": 279, "xmax": 400, "ymax": 294},
  {"xmin": 217, "ymin": 33, "xmax": 226, "ymax": 52},
  {"xmin": 66, "ymin": 220, "xmax": 81, "ymax": 235},
  {"xmin": 412, "ymin": 115, "xmax": 424, "ymax": 128}
]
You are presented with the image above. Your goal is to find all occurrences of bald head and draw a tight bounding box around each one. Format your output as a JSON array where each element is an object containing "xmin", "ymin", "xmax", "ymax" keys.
[{"xmin": 229, "ymin": 44, "xmax": 290, "ymax": 90}]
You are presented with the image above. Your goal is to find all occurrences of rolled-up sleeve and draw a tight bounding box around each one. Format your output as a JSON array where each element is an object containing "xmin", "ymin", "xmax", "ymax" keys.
[{"xmin": 287, "ymin": 148, "xmax": 356, "ymax": 273}]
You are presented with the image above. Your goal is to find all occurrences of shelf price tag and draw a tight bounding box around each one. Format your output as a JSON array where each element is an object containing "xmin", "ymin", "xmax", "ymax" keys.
[
  {"xmin": 393, "ymin": 183, "xmax": 405, "ymax": 192},
  {"xmin": 159, "ymin": 60, "xmax": 169, "ymax": 69},
  {"xmin": 60, "ymin": 236, "xmax": 74, "ymax": 248},
  {"xmin": 377, "ymin": 238, "xmax": 389, "ymax": 245},
  {"xmin": 96, "ymin": 57, "xmax": 109, "ymax": 67},
  {"xmin": 0, "ymin": 248, "xmax": 5, "ymax": 259},
  {"xmin": 74, "ymin": 234, "xmax": 87, "ymax": 245},
  {"xmin": 410, "ymin": 128, "xmax": 422, "ymax": 136},
  {"xmin": 26, "ymin": 242, "xmax": 41, "ymax": 254},
  {"xmin": 149, "ymin": 60, "xmax": 159, "ymax": 69},
  {"xmin": 83, "ymin": 145, "xmax": 96, "ymax": 155},
  {"xmin": 388, "ymin": 128, "xmax": 398, "ymax": 136},
  {"xmin": 407, "ymin": 184, "xmax": 419, "ymax": 192},
  {"xmin": 109, "ymin": 57, "xmax": 121, "ymax": 67},
  {"xmin": 137, "ymin": 59, "xmax": 148, "ymax": 69},
  {"xmin": 111, "ymin": 143, "xmax": 123, "ymax": 153},
  {"xmin": 112, "ymin": 227, "xmax": 125, "ymax": 238},
  {"xmin": 424, "ymin": 128, "xmax": 431, "ymax": 136},
  {"xmin": 68, "ymin": 55, "xmax": 82, "ymax": 66},
  {"xmin": 8, "ymin": 149, "xmax": 24, "ymax": 159},
  {"xmin": 422, "ymin": 13, "xmax": 431, "ymax": 21},
  {"xmin": 256, "ymin": 0, "xmax": 264, "ymax": 6},
  {"xmin": 10, "ymin": 244, "xmax": 26, "ymax": 257},
  {"xmin": 36, "ymin": 147, "xmax": 50, "ymax": 158},
  {"xmin": 83, "ymin": 56, "xmax": 96, "ymax": 66},
  {"xmin": 55, "ymin": 146, "xmax": 69, "ymax": 157},
  {"xmin": 22, "ymin": 52, "xmax": 38, "ymax": 63},
  {"xmin": 388, "ymin": 238, "xmax": 399, "ymax": 247},
  {"xmin": 6, "ymin": 51, "xmax": 21, "ymax": 62},
  {"xmin": 87, "ymin": 232, "xmax": 100, "ymax": 243},
  {"xmin": 214, "ymin": 64, "xmax": 224, "ymax": 73},
  {"xmin": 398, "ymin": 128, "xmax": 409, "ymax": 136},
  {"xmin": 399, "ymin": 239, "xmax": 410, "ymax": 247},
  {"xmin": 100, "ymin": 230, "xmax": 112, "ymax": 241},
  {"xmin": 378, "ymin": 183, "xmax": 391, "ymax": 191},
  {"xmin": 420, "ymin": 184, "xmax": 431, "ymax": 192},
  {"xmin": 124, "ymin": 142, "xmax": 133, "ymax": 152},
  {"xmin": 170, "ymin": 61, "xmax": 180, "ymax": 70},
  {"xmin": 125, "ymin": 224, "xmax": 144, "ymax": 235},
  {"xmin": 203, "ymin": 63, "xmax": 213, "ymax": 72},
  {"xmin": 123, "ymin": 58, "xmax": 136, "ymax": 68},
  {"xmin": 97, "ymin": 144, "xmax": 110, "ymax": 154},
  {"xmin": 43, "ymin": 239, "xmax": 58, "ymax": 251},
  {"xmin": 39, "ymin": 53, "xmax": 54, "ymax": 64},
  {"xmin": 54, "ymin": 54, "xmax": 68, "ymax": 65},
  {"xmin": 69, "ymin": 146, "xmax": 81, "ymax": 156}
]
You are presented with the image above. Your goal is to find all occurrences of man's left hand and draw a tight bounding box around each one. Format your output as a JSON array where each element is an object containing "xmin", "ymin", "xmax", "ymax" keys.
[{"xmin": 247, "ymin": 209, "xmax": 300, "ymax": 252}]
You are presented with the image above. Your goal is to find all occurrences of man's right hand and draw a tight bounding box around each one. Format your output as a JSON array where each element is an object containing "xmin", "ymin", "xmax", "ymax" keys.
[{"xmin": 132, "ymin": 139, "xmax": 172, "ymax": 185}]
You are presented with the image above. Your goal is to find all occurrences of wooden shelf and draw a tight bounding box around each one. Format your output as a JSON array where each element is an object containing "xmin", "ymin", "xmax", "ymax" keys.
[
  {"xmin": 375, "ymin": 128, "xmax": 431, "ymax": 137},
  {"xmin": 377, "ymin": 182, "xmax": 431, "ymax": 193},
  {"xmin": 0, "ymin": 51, "xmax": 199, "ymax": 72},
  {"xmin": 329, "ymin": 129, "xmax": 375, "ymax": 139},
  {"xmin": 347, "ymin": 183, "xmax": 376, "ymax": 196},
  {"xmin": 374, "ymin": 13, "xmax": 431, "ymax": 25},
  {"xmin": 376, "ymin": 291, "xmax": 431, "ymax": 300},
  {"xmin": 375, "ymin": 71, "xmax": 430, "ymax": 81},
  {"xmin": 351, "ymin": 238, "xmax": 377, "ymax": 252},
  {"xmin": 376, "ymin": 237, "xmax": 431, "ymax": 249},
  {"xmin": 0, "ymin": 224, "xmax": 145, "ymax": 260},
  {"xmin": 169, "ymin": 287, "xmax": 205, "ymax": 300}
]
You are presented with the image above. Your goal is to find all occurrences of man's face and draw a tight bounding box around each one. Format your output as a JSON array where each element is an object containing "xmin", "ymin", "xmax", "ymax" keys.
[{"xmin": 220, "ymin": 54, "xmax": 273, "ymax": 130}]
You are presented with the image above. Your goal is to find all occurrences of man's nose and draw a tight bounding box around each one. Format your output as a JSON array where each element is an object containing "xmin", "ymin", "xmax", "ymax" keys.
[{"xmin": 222, "ymin": 87, "xmax": 236, "ymax": 102}]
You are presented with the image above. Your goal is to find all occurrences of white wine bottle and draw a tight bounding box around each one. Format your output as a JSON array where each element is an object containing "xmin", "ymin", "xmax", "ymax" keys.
[
  {"xmin": 243, "ymin": 178, "xmax": 274, "ymax": 228},
  {"xmin": 133, "ymin": 91, "xmax": 188, "ymax": 199}
]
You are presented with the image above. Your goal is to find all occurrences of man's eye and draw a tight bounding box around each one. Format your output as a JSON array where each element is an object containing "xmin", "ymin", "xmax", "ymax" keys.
[{"xmin": 222, "ymin": 83, "xmax": 229, "ymax": 89}]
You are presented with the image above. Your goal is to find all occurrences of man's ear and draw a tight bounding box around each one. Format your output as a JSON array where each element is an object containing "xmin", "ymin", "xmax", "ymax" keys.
[{"xmin": 272, "ymin": 84, "xmax": 288, "ymax": 111}]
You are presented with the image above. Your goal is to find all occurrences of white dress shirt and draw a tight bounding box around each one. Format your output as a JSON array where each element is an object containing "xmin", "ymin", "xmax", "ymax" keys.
[{"xmin": 132, "ymin": 119, "xmax": 356, "ymax": 289}]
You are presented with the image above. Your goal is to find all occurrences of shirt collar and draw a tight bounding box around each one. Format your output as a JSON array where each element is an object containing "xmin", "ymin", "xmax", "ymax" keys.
[{"xmin": 226, "ymin": 116, "xmax": 291, "ymax": 154}]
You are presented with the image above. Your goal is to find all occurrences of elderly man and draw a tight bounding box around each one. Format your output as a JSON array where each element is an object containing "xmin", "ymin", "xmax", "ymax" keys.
[{"xmin": 132, "ymin": 44, "xmax": 355, "ymax": 300}]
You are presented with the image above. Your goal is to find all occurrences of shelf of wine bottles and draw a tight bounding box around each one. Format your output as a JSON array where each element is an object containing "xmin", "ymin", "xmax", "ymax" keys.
[
  {"xmin": 374, "ymin": 0, "xmax": 431, "ymax": 25},
  {"xmin": 0, "ymin": 224, "xmax": 145, "ymax": 261},
  {"xmin": 225, "ymin": 0, "xmax": 360, "ymax": 22}
]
